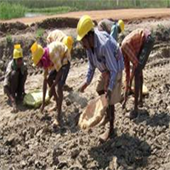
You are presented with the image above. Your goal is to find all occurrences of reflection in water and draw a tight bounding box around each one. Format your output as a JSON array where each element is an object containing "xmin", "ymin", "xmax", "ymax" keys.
[{"xmin": 25, "ymin": 13, "xmax": 44, "ymax": 17}]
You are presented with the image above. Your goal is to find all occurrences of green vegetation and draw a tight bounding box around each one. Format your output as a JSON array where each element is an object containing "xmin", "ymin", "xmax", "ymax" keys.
[
  {"xmin": 6, "ymin": 34, "xmax": 12, "ymax": 44},
  {"xmin": 28, "ymin": 6, "xmax": 77, "ymax": 15},
  {"xmin": 0, "ymin": 2, "xmax": 26, "ymax": 20},
  {"xmin": 4, "ymin": 0, "xmax": 170, "ymax": 9},
  {"xmin": 157, "ymin": 23, "xmax": 165, "ymax": 30},
  {"xmin": 0, "ymin": 0, "xmax": 169, "ymax": 20},
  {"xmin": 36, "ymin": 28, "xmax": 45, "ymax": 38}
]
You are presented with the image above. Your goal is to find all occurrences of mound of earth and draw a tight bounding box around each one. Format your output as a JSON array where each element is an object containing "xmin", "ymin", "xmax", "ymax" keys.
[{"xmin": 0, "ymin": 13, "xmax": 170, "ymax": 170}]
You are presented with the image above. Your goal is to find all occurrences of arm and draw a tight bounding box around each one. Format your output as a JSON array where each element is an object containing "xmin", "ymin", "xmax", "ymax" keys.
[
  {"xmin": 124, "ymin": 55, "xmax": 130, "ymax": 92},
  {"xmin": 86, "ymin": 60, "xmax": 95, "ymax": 85},
  {"xmin": 4, "ymin": 86, "xmax": 15, "ymax": 104},
  {"xmin": 122, "ymin": 55, "xmax": 130, "ymax": 108},
  {"xmin": 3, "ymin": 61, "xmax": 17, "ymax": 111},
  {"xmin": 79, "ymin": 59, "xmax": 95, "ymax": 93},
  {"xmin": 40, "ymin": 70, "xmax": 48, "ymax": 112}
]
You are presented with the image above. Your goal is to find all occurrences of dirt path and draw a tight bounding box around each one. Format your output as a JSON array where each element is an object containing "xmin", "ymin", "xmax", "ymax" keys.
[{"xmin": 1, "ymin": 8, "xmax": 170, "ymax": 24}]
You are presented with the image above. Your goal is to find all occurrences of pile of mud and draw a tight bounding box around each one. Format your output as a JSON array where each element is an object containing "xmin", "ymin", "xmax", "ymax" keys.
[
  {"xmin": 0, "ymin": 45, "xmax": 170, "ymax": 169},
  {"xmin": 0, "ymin": 17, "xmax": 80, "ymax": 36}
]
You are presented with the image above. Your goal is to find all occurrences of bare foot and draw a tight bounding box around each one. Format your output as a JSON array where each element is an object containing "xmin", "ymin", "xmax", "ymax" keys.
[
  {"xmin": 11, "ymin": 106, "xmax": 18, "ymax": 113},
  {"xmin": 48, "ymin": 105, "xmax": 57, "ymax": 112},
  {"xmin": 98, "ymin": 115, "xmax": 109, "ymax": 126},
  {"xmin": 52, "ymin": 119, "xmax": 60, "ymax": 128},
  {"xmin": 99, "ymin": 129, "xmax": 114, "ymax": 143}
]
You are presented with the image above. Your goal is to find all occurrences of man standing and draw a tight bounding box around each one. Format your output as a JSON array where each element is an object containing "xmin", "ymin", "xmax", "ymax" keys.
[
  {"xmin": 121, "ymin": 28, "xmax": 154, "ymax": 119},
  {"xmin": 4, "ymin": 44, "xmax": 27, "ymax": 112},
  {"xmin": 77, "ymin": 15, "xmax": 124, "ymax": 141},
  {"xmin": 30, "ymin": 36, "xmax": 73, "ymax": 126},
  {"xmin": 98, "ymin": 19, "xmax": 125, "ymax": 41}
]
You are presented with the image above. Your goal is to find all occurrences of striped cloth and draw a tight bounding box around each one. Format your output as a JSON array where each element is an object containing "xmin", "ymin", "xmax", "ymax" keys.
[
  {"xmin": 86, "ymin": 29, "xmax": 124, "ymax": 91},
  {"xmin": 121, "ymin": 28, "xmax": 149, "ymax": 86}
]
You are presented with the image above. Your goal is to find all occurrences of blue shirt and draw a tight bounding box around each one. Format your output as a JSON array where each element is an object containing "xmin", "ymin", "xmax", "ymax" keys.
[{"xmin": 86, "ymin": 29, "xmax": 124, "ymax": 91}]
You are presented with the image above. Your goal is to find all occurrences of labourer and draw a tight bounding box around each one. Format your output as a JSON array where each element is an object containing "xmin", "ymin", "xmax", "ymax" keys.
[
  {"xmin": 121, "ymin": 28, "xmax": 154, "ymax": 119},
  {"xmin": 30, "ymin": 36, "xmax": 73, "ymax": 126},
  {"xmin": 4, "ymin": 44, "xmax": 27, "ymax": 112},
  {"xmin": 46, "ymin": 29, "xmax": 72, "ymax": 111},
  {"xmin": 98, "ymin": 19, "xmax": 125, "ymax": 41},
  {"xmin": 77, "ymin": 15, "xmax": 124, "ymax": 142}
]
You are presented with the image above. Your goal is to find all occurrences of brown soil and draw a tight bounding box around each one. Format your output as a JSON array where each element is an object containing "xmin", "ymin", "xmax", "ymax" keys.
[
  {"xmin": 0, "ymin": 9, "xmax": 170, "ymax": 170},
  {"xmin": 1, "ymin": 8, "xmax": 170, "ymax": 24}
]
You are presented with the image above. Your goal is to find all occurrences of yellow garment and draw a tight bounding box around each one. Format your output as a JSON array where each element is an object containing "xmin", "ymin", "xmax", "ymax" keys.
[
  {"xmin": 48, "ymin": 41, "xmax": 71, "ymax": 72},
  {"xmin": 46, "ymin": 29, "xmax": 66, "ymax": 44},
  {"xmin": 13, "ymin": 44, "xmax": 23, "ymax": 59},
  {"xmin": 47, "ymin": 29, "xmax": 74, "ymax": 50}
]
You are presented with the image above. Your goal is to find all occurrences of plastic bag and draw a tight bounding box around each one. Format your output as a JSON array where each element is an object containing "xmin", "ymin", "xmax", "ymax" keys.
[
  {"xmin": 131, "ymin": 81, "xmax": 149, "ymax": 95},
  {"xmin": 78, "ymin": 94, "xmax": 108, "ymax": 130},
  {"xmin": 23, "ymin": 90, "xmax": 49, "ymax": 108}
]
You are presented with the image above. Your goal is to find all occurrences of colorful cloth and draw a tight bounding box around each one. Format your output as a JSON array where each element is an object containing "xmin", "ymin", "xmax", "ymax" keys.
[
  {"xmin": 86, "ymin": 29, "xmax": 124, "ymax": 91},
  {"xmin": 46, "ymin": 29, "xmax": 66, "ymax": 44},
  {"xmin": 121, "ymin": 28, "xmax": 150, "ymax": 85},
  {"xmin": 43, "ymin": 41, "xmax": 71, "ymax": 78},
  {"xmin": 41, "ymin": 48, "xmax": 52, "ymax": 69}
]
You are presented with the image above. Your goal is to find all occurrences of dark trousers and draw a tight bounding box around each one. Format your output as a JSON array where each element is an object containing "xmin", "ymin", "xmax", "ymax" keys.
[
  {"xmin": 47, "ymin": 62, "xmax": 70, "ymax": 88},
  {"xmin": 10, "ymin": 69, "xmax": 27, "ymax": 99},
  {"xmin": 138, "ymin": 34, "xmax": 155, "ymax": 70}
]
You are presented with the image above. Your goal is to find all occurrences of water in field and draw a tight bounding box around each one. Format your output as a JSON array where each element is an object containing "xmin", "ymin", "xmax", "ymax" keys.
[{"xmin": 25, "ymin": 13, "xmax": 44, "ymax": 17}]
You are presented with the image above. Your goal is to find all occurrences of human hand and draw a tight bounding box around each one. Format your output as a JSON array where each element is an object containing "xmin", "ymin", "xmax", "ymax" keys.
[{"xmin": 105, "ymin": 89, "xmax": 112, "ymax": 103}]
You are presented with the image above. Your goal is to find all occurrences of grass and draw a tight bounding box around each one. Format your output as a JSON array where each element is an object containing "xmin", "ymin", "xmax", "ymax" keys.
[
  {"xmin": 36, "ymin": 28, "xmax": 45, "ymax": 38},
  {"xmin": 6, "ymin": 34, "xmax": 12, "ymax": 44},
  {"xmin": 0, "ymin": 0, "xmax": 170, "ymax": 20},
  {"xmin": 27, "ymin": 6, "xmax": 77, "ymax": 15},
  {"xmin": 4, "ymin": 0, "xmax": 170, "ymax": 9},
  {"xmin": 0, "ymin": 2, "xmax": 26, "ymax": 20}
]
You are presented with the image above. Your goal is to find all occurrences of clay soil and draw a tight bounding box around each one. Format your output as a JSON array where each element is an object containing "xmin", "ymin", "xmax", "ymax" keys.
[{"xmin": 0, "ymin": 9, "xmax": 170, "ymax": 170}]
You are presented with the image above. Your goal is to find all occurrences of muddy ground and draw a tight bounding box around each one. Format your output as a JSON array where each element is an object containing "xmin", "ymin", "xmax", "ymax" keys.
[{"xmin": 0, "ymin": 13, "xmax": 170, "ymax": 170}]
